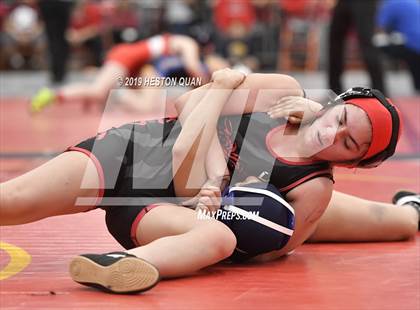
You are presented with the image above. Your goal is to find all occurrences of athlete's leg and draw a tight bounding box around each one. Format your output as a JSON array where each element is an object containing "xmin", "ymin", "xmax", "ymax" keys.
[
  {"xmin": 307, "ymin": 190, "xmax": 419, "ymax": 242},
  {"xmin": 31, "ymin": 62, "xmax": 128, "ymax": 112},
  {"xmin": 0, "ymin": 151, "xmax": 100, "ymax": 225},
  {"xmin": 58, "ymin": 62, "xmax": 127, "ymax": 105},
  {"xmin": 127, "ymin": 204, "xmax": 236, "ymax": 278}
]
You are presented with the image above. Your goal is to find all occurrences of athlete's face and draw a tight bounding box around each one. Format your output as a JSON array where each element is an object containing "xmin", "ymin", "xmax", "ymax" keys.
[{"xmin": 306, "ymin": 104, "xmax": 372, "ymax": 163}]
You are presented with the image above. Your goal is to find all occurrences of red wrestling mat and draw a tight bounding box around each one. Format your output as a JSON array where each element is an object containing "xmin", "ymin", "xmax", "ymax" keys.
[
  {"xmin": 1, "ymin": 98, "xmax": 419, "ymax": 309},
  {"xmin": 1, "ymin": 211, "xmax": 418, "ymax": 310}
]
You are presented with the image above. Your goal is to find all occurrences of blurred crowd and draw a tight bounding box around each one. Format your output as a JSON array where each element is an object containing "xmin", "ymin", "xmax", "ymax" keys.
[{"xmin": 0, "ymin": 0, "xmax": 419, "ymax": 93}]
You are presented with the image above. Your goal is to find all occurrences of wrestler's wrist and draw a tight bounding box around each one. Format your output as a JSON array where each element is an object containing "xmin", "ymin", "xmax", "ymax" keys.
[{"xmin": 206, "ymin": 174, "xmax": 230, "ymax": 191}]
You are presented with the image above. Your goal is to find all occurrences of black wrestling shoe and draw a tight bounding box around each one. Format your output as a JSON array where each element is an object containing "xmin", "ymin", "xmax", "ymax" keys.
[
  {"xmin": 393, "ymin": 191, "xmax": 420, "ymax": 208},
  {"xmin": 69, "ymin": 252, "xmax": 160, "ymax": 294},
  {"xmin": 393, "ymin": 191, "xmax": 420, "ymax": 230}
]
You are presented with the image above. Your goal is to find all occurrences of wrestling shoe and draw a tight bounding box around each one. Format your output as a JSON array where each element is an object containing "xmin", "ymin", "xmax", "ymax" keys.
[
  {"xmin": 393, "ymin": 190, "xmax": 420, "ymax": 230},
  {"xmin": 393, "ymin": 191, "xmax": 420, "ymax": 208},
  {"xmin": 69, "ymin": 251, "xmax": 160, "ymax": 294},
  {"xmin": 30, "ymin": 87, "xmax": 55, "ymax": 113}
]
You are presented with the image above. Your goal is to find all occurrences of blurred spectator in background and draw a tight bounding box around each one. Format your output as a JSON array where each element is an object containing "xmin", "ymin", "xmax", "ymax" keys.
[
  {"xmin": 328, "ymin": 0, "xmax": 385, "ymax": 95},
  {"xmin": 251, "ymin": 0, "xmax": 281, "ymax": 70},
  {"xmin": 164, "ymin": 0, "xmax": 195, "ymax": 35},
  {"xmin": 212, "ymin": 0, "xmax": 259, "ymax": 73},
  {"xmin": 278, "ymin": 0, "xmax": 332, "ymax": 71},
  {"xmin": 102, "ymin": 0, "xmax": 140, "ymax": 45},
  {"xmin": 164, "ymin": 0, "xmax": 214, "ymax": 56},
  {"xmin": 0, "ymin": 2, "xmax": 9, "ymax": 69},
  {"xmin": 38, "ymin": 0, "xmax": 74, "ymax": 84},
  {"xmin": 67, "ymin": 0, "xmax": 103, "ymax": 67},
  {"xmin": 373, "ymin": 0, "xmax": 420, "ymax": 92},
  {"xmin": 2, "ymin": 0, "xmax": 44, "ymax": 70},
  {"xmin": 136, "ymin": 0, "xmax": 165, "ymax": 39}
]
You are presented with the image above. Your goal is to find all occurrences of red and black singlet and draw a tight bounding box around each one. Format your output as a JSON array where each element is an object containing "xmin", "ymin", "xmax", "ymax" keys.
[
  {"xmin": 216, "ymin": 113, "xmax": 333, "ymax": 194},
  {"xmin": 71, "ymin": 113, "xmax": 333, "ymax": 204}
]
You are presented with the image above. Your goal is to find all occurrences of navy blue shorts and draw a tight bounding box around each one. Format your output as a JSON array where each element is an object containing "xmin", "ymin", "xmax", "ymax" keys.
[{"xmin": 218, "ymin": 182, "xmax": 295, "ymax": 262}]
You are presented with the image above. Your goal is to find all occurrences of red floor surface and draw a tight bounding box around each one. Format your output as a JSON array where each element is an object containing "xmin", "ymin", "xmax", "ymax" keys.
[{"xmin": 1, "ymin": 98, "xmax": 419, "ymax": 309}]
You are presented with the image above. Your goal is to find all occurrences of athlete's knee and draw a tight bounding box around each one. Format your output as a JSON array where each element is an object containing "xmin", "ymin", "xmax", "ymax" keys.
[
  {"xmin": 203, "ymin": 220, "xmax": 237, "ymax": 259},
  {"xmin": 0, "ymin": 184, "xmax": 12, "ymax": 224},
  {"xmin": 0, "ymin": 178, "xmax": 62, "ymax": 225},
  {"xmin": 0, "ymin": 183, "xmax": 34, "ymax": 225}
]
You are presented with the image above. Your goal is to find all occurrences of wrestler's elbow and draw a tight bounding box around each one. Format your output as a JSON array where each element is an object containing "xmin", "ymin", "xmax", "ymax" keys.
[
  {"xmin": 172, "ymin": 144, "xmax": 188, "ymax": 166},
  {"xmin": 267, "ymin": 74, "xmax": 303, "ymax": 97},
  {"xmin": 246, "ymin": 73, "xmax": 303, "ymax": 94}
]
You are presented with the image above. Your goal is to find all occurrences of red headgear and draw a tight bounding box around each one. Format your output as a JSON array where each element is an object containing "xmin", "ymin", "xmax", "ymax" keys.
[
  {"xmin": 345, "ymin": 97, "xmax": 402, "ymax": 161},
  {"xmin": 328, "ymin": 88, "xmax": 403, "ymax": 167}
]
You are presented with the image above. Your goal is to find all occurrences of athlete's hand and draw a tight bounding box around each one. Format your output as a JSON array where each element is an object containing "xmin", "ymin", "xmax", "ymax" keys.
[
  {"xmin": 196, "ymin": 183, "xmax": 222, "ymax": 213},
  {"xmin": 267, "ymin": 96, "xmax": 323, "ymax": 124},
  {"xmin": 181, "ymin": 181, "xmax": 222, "ymax": 213},
  {"xmin": 211, "ymin": 68, "xmax": 246, "ymax": 89}
]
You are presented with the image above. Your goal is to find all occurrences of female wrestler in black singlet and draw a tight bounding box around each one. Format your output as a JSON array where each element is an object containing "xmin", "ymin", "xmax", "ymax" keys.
[{"xmin": 0, "ymin": 69, "xmax": 415, "ymax": 294}]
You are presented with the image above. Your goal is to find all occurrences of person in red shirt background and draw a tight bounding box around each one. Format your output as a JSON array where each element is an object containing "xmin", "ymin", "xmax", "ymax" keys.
[
  {"xmin": 66, "ymin": 0, "xmax": 104, "ymax": 67},
  {"xmin": 212, "ymin": 0, "xmax": 259, "ymax": 72},
  {"xmin": 101, "ymin": 0, "xmax": 140, "ymax": 44}
]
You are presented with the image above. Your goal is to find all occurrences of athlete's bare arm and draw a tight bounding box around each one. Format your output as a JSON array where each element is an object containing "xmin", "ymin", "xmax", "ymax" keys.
[
  {"xmin": 253, "ymin": 176, "xmax": 333, "ymax": 262},
  {"xmin": 175, "ymin": 73, "xmax": 304, "ymax": 116},
  {"xmin": 172, "ymin": 69, "xmax": 246, "ymax": 198}
]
